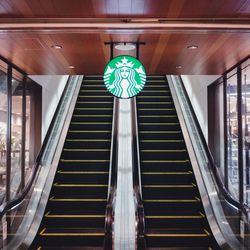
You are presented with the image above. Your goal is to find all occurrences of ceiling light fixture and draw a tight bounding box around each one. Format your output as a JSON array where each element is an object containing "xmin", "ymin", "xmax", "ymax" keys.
[
  {"xmin": 68, "ymin": 65, "xmax": 75, "ymax": 69},
  {"xmin": 176, "ymin": 65, "xmax": 182, "ymax": 69},
  {"xmin": 51, "ymin": 45, "xmax": 62, "ymax": 49},
  {"xmin": 187, "ymin": 45, "xmax": 198, "ymax": 49},
  {"xmin": 115, "ymin": 43, "xmax": 136, "ymax": 51}
]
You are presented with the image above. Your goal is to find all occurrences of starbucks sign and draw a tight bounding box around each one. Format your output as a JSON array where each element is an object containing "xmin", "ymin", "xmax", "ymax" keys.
[{"xmin": 103, "ymin": 55, "xmax": 146, "ymax": 99}]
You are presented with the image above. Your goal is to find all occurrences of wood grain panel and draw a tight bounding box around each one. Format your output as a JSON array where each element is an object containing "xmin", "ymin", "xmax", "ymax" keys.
[
  {"xmin": 139, "ymin": 33, "xmax": 160, "ymax": 74},
  {"xmin": 0, "ymin": 0, "xmax": 249, "ymax": 18},
  {"xmin": 148, "ymin": 34, "xmax": 170, "ymax": 74},
  {"xmin": 0, "ymin": 31, "xmax": 249, "ymax": 75},
  {"xmin": 0, "ymin": 1, "xmax": 249, "ymax": 75}
]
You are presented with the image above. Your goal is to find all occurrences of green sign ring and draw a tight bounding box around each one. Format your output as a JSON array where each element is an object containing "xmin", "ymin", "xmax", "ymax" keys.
[{"xmin": 103, "ymin": 55, "xmax": 147, "ymax": 99}]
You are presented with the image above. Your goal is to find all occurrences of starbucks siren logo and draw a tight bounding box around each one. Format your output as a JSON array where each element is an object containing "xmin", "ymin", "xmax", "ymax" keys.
[{"xmin": 103, "ymin": 55, "xmax": 146, "ymax": 98}]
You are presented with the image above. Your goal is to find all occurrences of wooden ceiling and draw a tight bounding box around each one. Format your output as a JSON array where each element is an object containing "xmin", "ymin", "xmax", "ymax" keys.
[{"xmin": 0, "ymin": 0, "xmax": 249, "ymax": 75}]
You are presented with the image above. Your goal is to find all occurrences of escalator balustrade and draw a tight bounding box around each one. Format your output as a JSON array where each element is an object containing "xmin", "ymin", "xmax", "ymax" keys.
[
  {"xmin": 137, "ymin": 76, "xmax": 220, "ymax": 250},
  {"xmin": 31, "ymin": 76, "xmax": 113, "ymax": 249}
]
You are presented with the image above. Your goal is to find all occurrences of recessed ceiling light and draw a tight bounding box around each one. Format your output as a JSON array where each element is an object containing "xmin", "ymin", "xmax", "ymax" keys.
[
  {"xmin": 68, "ymin": 65, "xmax": 75, "ymax": 69},
  {"xmin": 176, "ymin": 65, "xmax": 182, "ymax": 69},
  {"xmin": 187, "ymin": 45, "xmax": 198, "ymax": 49},
  {"xmin": 51, "ymin": 45, "xmax": 62, "ymax": 49},
  {"xmin": 115, "ymin": 44, "xmax": 136, "ymax": 51}
]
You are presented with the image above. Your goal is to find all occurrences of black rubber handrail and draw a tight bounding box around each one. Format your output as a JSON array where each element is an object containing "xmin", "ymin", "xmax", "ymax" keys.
[
  {"xmin": 0, "ymin": 75, "xmax": 74, "ymax": 220},
  {"xmin": 104, "ymin": 97, "xmax": 119, "ymax": 249},
  {"xmin": 131, "ymin": 97, "xmax": 146, "ymax": 250},
  {"xmin": 175, "ymin": 75, "xmax": 250, "ymax": 219}
]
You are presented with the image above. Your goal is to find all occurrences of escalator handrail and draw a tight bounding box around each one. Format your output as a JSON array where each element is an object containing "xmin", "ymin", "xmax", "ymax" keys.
[
  {"xmin": 131, "ymin": 97, "xmax": 146, "ymax": 249},
  {"xmin": 0, "ymin": 75, "xmax": 73, "ymax": 220},
  {"xmin": 173, "ymin": 75, "xmax": 250, "ymax": 218},
  {"xmin": 104, "ymin": 97, "xmax": 119, "ymax": 249}
]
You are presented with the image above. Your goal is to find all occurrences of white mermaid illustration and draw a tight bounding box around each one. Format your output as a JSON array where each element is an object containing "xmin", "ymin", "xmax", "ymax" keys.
[{"xmin": 104, "ymin": 56, "xmax": 146, "ymax": 98}]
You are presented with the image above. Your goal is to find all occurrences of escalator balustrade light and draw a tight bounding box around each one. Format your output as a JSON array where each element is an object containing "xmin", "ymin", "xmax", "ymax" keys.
[{"xmin": 103, "ymin": 55, "xmax": 146, "ymax": 98}]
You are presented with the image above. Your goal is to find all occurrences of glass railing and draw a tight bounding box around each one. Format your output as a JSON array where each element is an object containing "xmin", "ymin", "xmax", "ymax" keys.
[
  {"xmin": 168, "ymin": 75, "xmax": 249, "ymax": 250},
  {"xmin": 0, "ymin": 75, "xmax": 83, "ymax": 249}
]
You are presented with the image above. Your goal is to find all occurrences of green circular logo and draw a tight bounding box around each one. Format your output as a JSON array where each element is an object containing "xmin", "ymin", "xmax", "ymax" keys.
[{"xmin": 103, "ymin": 55, "xmax": 146, "ymax": 99}]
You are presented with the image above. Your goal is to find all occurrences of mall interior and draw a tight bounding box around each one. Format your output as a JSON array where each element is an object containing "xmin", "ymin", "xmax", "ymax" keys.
[{"xmin": 0, "ymin": 1, "xmax": 250, "ymax": 249}]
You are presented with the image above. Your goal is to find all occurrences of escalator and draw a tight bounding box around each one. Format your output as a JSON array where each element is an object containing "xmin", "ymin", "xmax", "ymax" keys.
[
  {"xmin": 30, "ymin": 76, "xmax": 113, "ymax": 249},
  {"xmin": 137, "ymin": 76, "xmax": 220, "ymax": 249}
]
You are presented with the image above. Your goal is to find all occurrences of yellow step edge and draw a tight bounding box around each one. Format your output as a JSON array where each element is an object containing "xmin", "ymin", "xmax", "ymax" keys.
[
  {"xmin": 54, "ymin": 183, "xmax": 108, "ymax": 187},
  {"xmin": 143, "ymin": 184, "xmax": 194, "ymax": 188},
  {"xmin": 145, "ymin": 80, "xmax": 167, "ymax": 83},
  {"xmin": 141, "ymin": 160, "xmax": 190, "ymax": 163},
  {"xmin": 71, "ymin": 122, "xmax": 111, "ymax": 125},
  {"xmin": 80, "ymin": 90, "xmax": 107, "ymax": 92},
  {"xmin": 66, "ymin": 139, "xmax": 111, "ymax": 142},
  {"xmin": 78, "ymin": 95, "xmax": 113, "ymax": 98},
  {"xmin": 138, "ymin": 115, "xmax": 177, "ymax": 117},
  {"xmin": 76, "ymin": 101, "xmax": 112, "ymax": 104},
  {"xmin": 140, "ymin": 131, "xmax": 181, "ymax": 134},
  {"xmin": 64, "ymin": 148, "xmax": 110, "ymax": 152},
  {"xmin": 141, "ymin": 149, "xmax": 186, "ymax": 152},
  {"xmin": 40, "ymin": 228, "xmax": 104, "ymax": 237},
  {"xmin": 204, "ymin": 229, "xmax": 211, "ymax": 236},
  {"xmin": 141, "ymin": 90, "xmax": 169, "ymax": 93},
  {"xmin": 137, "ymin": 102, "xmax": 173, "ymax": 104},
  {"xmin": 73, "ymin": 114, "xmax": 112, "ymax": 117},
  {"xmin": 145, "ymin": 215, "xmax": 204, "ymax": 219},
  {"xmin": 37, "ymin": 247, "xmax": 42, "ymax": 250},
  {"xmin": 143, "ymin": 85, "xmax": 168, "ymax": 88},
  {"xmin": 68, "ymin": 130, "xmax": 111, "ymax": 133},
  {"xmin": 45, "ymin": 211, "xmax": 105, "ymax": 218},
  {"xmin": 139, "ymin": 108, "xmax": 175, "ymax": 111},
  {"xmin": 75, "ymin": 108, "xmax": 112, "ymax": 110},
  {"xmin": 137, "ymin": 96, "xmax": 171, "ymax": 98},
  {"xmin": 60, "ymin": 159, "xmax": 110, "ymax": 163},
  {"xmin": 142, "ymin": 185, "xmax": 194, "ymax": 188},
  {"xmin": 49, "ymin": 196, "xmax": 107, "ymax": 202},
  {"xmin": 141, "ymin": 171, "xmax": 192, "ymax": 175},
  {"xmin": 145, "ymin": 233, "xmax": 208, "ymax": 237},
  {"xmin": 83, "ymin": 80, "xmax": 103, "ymax": 82},
  {"xmin": 140, "ymin": 123, "xmax": 179, "ymax": 125},
  {"xmin": 57, "ymin": 170, "xmax": 109, "ymax": 174},
  {"xmin": 144, "ymin": 197, "xmax": 200, "ymax": 203},
  {"xmin": 141, "ymin": 140, "xmax": 184, "ymax": 142},
  {"xmin": 144, "ymin": 199, "xmax": 198, "ymax": 203},
  {"xmin": 199, "ymin": 212, "xmax": 205, "ymax": 217},
  {"xmin": 82, "ymin": 85, "xmax": 104, "ymax": 87}
]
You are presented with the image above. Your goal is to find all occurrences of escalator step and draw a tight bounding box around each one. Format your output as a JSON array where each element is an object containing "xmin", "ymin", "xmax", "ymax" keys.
[
  {"xmin": 142, "ymin": 184, "xmax": 198, "ymax": 198},
  {"xmin": 38, "ymin": 228, "xmax": 104, "ymax": 247},
  {"xmin": 145, "ymin": 212, "xmax": 207, "ymax": 228},
  {"xmin": 37, "ymin": 246, "xmax": 104, "ymax": 250},
  {"xmin": 137, "ymin": 78, "xmax": 219, "ymax": 249},
  {"xmin": 145, "ymin": 228, "xmax": 211, "ymax": 248},
  {"xmin": 31, "ymin": 76, "xmax": 113, "ymax": 249},
  {"xmin": 43, "ymin": 211, "xmax": 105, "ymax": 228}
]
